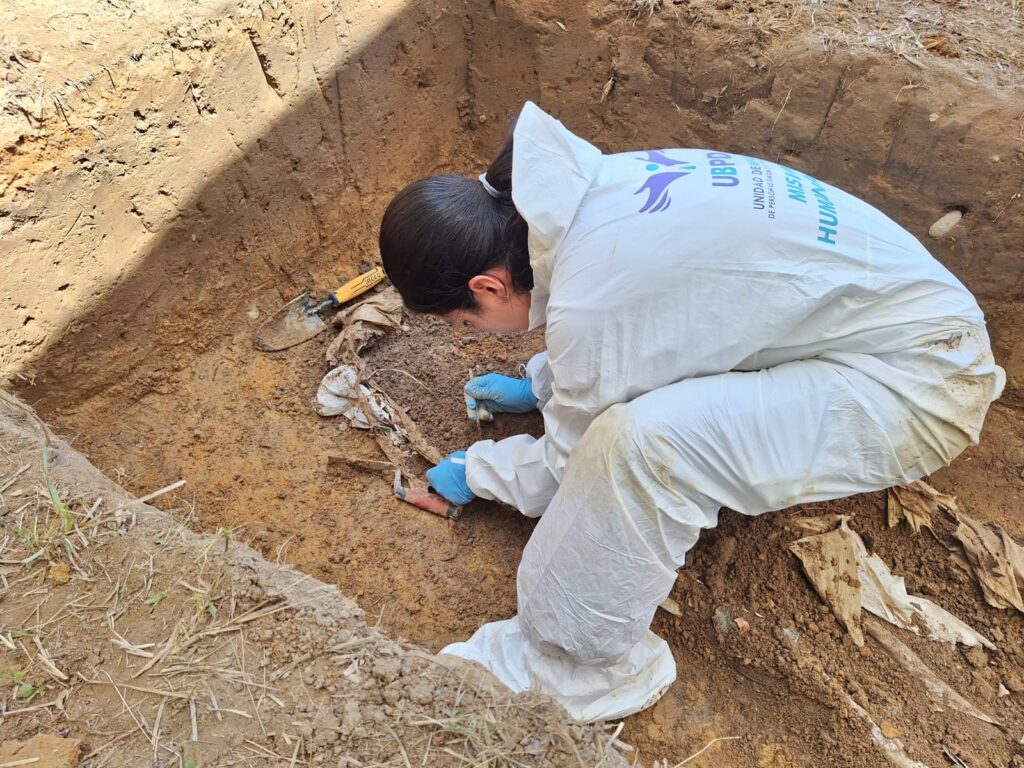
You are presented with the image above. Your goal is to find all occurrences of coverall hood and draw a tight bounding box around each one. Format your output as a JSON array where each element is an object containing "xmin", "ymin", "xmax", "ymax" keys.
[{"xmin": 510, "ymin": 102, "xmax": 603, "ymax": 331}]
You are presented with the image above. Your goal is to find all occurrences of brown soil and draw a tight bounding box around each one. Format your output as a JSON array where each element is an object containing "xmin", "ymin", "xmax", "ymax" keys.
[
  {"xmin": 4, "ymin": 0, "xmax": 1024, "ymax": 765},
  {"xmin": 364, "ymin": 314, "xmax": 545, "ymax": 458},
  {"xmin": 347, "ymin": 319, "xmax": 1024, "ymax": 768},
  {"xmin": 0, "ymin": 395, "xmax": 626, "ymax": 767}
]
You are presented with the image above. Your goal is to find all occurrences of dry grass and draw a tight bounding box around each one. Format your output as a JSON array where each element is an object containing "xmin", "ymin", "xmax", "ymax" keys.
[
  {"xmin": 807, "ymin": 0, "xmax": 1022, "ymax": 73},
  {"xmin": 0, "ymin": 391, "xmax": 630, "ymax": 767},
  {"xmin": 628, "ymin": 0, "xmax": 665, "ymax": 18}
]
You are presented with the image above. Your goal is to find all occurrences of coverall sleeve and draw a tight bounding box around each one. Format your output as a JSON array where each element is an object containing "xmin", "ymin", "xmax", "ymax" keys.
[
  {"xmin": 465, "ymin": 433, "xmax": 558, "ymax": 518},
  {"xmin": 463, "ymin": 351, "xmax": 562, "ymax": 517},
  {"xmin": 464, "ymin": 358, "xmax": 598, "ymax": 518},
  {"xmin": 525, "ymin": 351, "xmax": 553, "ymax": 407}
]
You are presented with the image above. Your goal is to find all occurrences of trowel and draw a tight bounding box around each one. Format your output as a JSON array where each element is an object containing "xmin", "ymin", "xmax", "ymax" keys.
[
  {"xmin": 393, "ymin": 469, "xmax": 463, "ymax": 521},
  {"xmin": 253, "ymin": 267, "xmax": 386, "ymax": 351}
]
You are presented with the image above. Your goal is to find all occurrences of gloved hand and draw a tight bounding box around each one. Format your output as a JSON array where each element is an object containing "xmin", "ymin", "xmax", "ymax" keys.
[
  {"xmin": 464, "ymin": 373, "xmax": 538, "ymax": 418},
  {"xmin": 425, "ymin": 451, "xmax": 475, "ymax": 505}
]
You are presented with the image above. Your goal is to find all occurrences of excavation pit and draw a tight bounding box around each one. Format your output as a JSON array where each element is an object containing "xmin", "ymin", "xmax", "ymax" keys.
[{"xmin": 4, "ymin": 0, "xmax": 1024, "ymax": 764}]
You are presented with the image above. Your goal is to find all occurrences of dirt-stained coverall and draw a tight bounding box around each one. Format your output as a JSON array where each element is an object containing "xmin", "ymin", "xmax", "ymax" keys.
[{"xmin": 442, "ymin": 103, "xmax": 1005, "ymax": 722}]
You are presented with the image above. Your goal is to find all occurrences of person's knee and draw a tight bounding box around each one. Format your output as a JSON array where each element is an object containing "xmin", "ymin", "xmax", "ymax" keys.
[{"xmin": 584, "ymin": 398, "xmax": 706, "ymax": 483}]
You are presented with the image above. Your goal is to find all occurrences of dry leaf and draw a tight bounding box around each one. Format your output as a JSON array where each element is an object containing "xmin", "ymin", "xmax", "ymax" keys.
[
  {"xmin": 886, "ymin": 480, "xmax": 957, "ymax": 533},
  {"xmin": 600, "ymin": 75, "xmax": 615, "ymax": 103},
  {"xmin": 952, "ymin": 513, "xmax": 1024, "ymax": 614}
]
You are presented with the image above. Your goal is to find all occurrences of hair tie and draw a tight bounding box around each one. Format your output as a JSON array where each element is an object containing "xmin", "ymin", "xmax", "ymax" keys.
[{"xmin": 479, "ymin": 173, "xmax": 508, "ymax": 200}]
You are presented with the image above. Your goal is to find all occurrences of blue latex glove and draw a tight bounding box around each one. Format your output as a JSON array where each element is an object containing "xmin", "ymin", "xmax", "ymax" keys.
[
  {"xmin": 425, "ymin": 451, "xmax": 475, "ymax": 505},
  {"xmin": 464, "ymin": 373, "xmax": 538, "ymax": 416}
]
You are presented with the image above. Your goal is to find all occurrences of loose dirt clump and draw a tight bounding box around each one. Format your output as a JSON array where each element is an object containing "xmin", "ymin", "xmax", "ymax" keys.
[
  {"xmin": 362, "ymin": 314, "xmax": 545, "ymax": 458},
  {"xmin": 0, "ymin": 393, "xmax": 627, "ymax": 767}
]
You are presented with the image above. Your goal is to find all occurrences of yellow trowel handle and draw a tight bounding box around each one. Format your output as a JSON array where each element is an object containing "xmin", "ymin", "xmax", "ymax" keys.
[{"xmin": 328, "ymin": 267, "xmax": 387, "ymax": 306}]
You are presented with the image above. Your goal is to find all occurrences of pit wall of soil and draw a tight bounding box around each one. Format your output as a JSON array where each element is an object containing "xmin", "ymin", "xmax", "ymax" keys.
[
  {"xmin": 3, "ymin": 0, "xmax": 1024, "ymax": 407},
  {"xmin": 2, "ymin": 0, "xmax": 474, "ymax": 403},
  {"xmin": 3, "ymin": 3, "xmax": 1024, "ymax": 765}
]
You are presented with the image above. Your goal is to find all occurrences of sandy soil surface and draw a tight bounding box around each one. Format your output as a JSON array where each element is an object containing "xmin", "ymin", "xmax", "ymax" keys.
[{"xmin": 0, "ymin": 393, "xmax": 626, "ymax": 767}]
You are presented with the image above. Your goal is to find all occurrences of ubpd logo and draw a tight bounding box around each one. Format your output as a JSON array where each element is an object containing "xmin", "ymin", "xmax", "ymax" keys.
[{"xmin": 634, "ymin": 151, "xmax": 696, "ymax": 213}]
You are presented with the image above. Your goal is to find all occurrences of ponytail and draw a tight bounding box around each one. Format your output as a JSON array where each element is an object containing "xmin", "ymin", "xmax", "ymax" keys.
[{"xmin": 479, "ymin": 131, "xmax": 513, "ymax": 200}]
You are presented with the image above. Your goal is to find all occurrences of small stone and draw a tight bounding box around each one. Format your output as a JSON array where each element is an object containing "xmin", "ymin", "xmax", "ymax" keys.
[
  {"xmin": 382, "ymin": 681, "xmax": 402, "ymax": 705},
  {"xmin": 1004, "ymin": 671, "xmax": 1024, "ymax": 693},
  {"xmin": 135, "ymin": 120, "xmax": 149, "ymax": 133},
  {"xmin": 339, "ymin": 699, "xmax": 361, "ymax": 735},
  {"xmin": 929, "ymin": 112, "xmax": 940, "ymax": 122},
  {"xmin": 965, "ymin": 646, "xmax": 988, "ymax": 670},
  {"xmin": 928, "ymin": 210, "xmax": 962, "ymax": 239},
  {"xmin": 659, "ymin": 597, "xmax": 682, "ymax": 617},
  {"xmin": 48, "ymin": 562, "xmax": 71, "ymax": 585},
  {"xmin": 879, "ymin": 720, "xmax": 901, "ymax": 740},
  {"xmin": 314, "ymin": 713, "xmax": 340, "ymax": 746},
  {"xmin": 406, "ymin": 681, "xmax": 434, "ymax": 706},
  {"xmin": 371, "ymin": 657, "xmax": 401, "ymax": 682},
  {"xmin": 999, "ymin": 683, "xmax": 1010, "ymax": 698}
]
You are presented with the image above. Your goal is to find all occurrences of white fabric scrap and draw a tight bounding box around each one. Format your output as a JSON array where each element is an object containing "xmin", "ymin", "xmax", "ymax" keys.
[{"xmin": 315, "ymin": 365, "xmax": 394, "ymax": 428}]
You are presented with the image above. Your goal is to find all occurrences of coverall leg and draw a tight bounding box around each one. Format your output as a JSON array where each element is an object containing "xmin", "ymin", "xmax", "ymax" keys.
[{"xmin": 448, "ymin": 327, "xmax": 1002, "ymax": 721}]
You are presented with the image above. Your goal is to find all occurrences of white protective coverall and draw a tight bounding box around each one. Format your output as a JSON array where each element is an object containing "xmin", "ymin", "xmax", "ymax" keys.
[{"xmin": 441, "ymin": 103, "xmax": 1005, "ymax": 722}]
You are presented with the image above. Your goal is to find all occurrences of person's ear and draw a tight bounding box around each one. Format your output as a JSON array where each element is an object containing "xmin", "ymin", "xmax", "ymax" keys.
[{"xmin": 467, "ymin": 273, "xmax": 510, "ymax": 301}]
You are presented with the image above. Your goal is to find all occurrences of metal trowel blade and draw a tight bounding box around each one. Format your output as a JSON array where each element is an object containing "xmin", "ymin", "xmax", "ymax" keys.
[{"xmin": 252, "ymin": 292, "xmax": 328, "ymax": 351}]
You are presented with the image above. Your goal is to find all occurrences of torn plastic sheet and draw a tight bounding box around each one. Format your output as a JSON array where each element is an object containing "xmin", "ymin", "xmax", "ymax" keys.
[
  {"xmin": 326, "ymin": 286, "xmax": 404, "ymax": 364},
  {"xmin": 952, "ymin": 512, "xmax": 1024, "ymax": 614},
  {"xmin": 867, "ymin": 619, "xmax": 1002, "ymax": 730},
  {"xmin": 790, "ymin": 516, "xmax": 994, "ymax": 649}
]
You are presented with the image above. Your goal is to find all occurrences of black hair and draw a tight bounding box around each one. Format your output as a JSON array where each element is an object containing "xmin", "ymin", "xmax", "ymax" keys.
[{"xmin": 378, "ymin": 129, "xmax": 533, "ymax": 315}]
